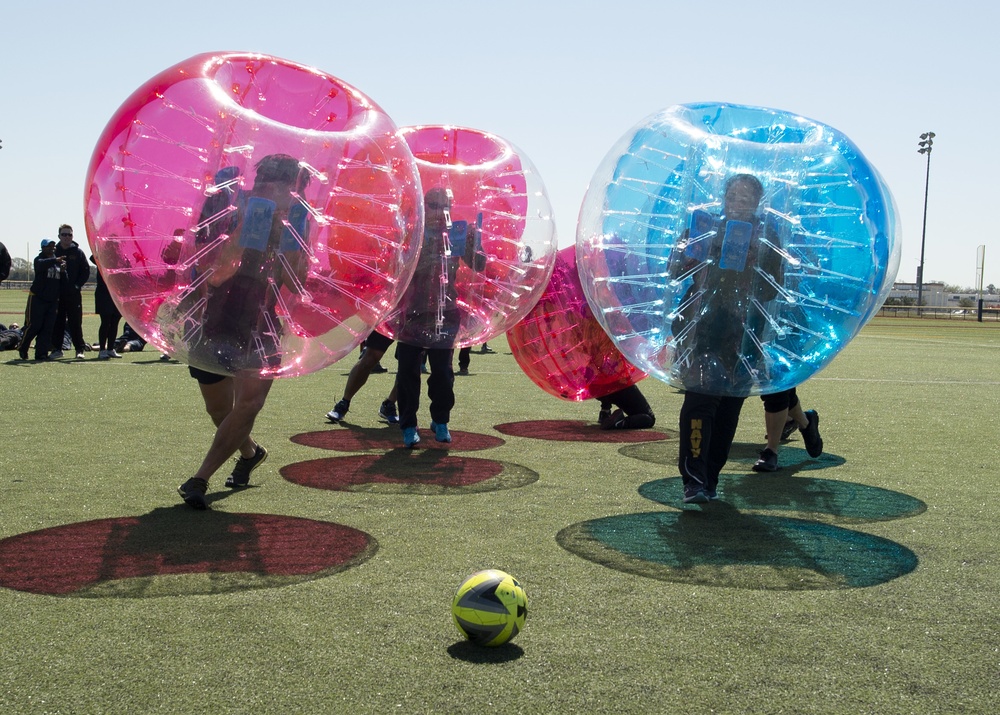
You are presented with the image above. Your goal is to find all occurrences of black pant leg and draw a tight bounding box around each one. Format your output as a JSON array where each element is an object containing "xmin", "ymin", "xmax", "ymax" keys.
[
  {"xmin": 705, "ymin": 396, "xmax": 747, "ymax": 491},
  {"xmin": 426, "ymin": 348, "xmax": 455, "ymax": 425},
  {"xmin": 677, "ymin": 391, "xmax": 722, "ymax": 488},
  {"xmin": 395, "ymin": 343, "xmax": 424, "ymax": 430}
]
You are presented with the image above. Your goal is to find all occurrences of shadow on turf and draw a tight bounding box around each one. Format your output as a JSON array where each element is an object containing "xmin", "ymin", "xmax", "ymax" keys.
[
  {"xmin": 0, "ymin": 507, "xmax": 378, "ymax": 598},
  {"xmin": 557, "ymin": 505, "xmax": 919, "ymax": 590},
  {"xmin": 292, "ymin": 424, "xmax": 505, "ymax": 452},
  {"xmin": 447, "ymin": 640, "xmax": 524, "ymax": 663},
  {"xmin": 639, "ymin": 476, "xmax": 926, "ymax": 524},
  {"xmin": 281, "ymin": 451, "xmax": 538, "ymax": 494}
]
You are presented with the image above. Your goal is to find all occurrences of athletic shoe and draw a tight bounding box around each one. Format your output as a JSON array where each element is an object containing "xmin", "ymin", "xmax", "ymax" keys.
[
  {"xmin": 600, "ymin": 408, "xmax": 626, "ymax": 430},
  {"xmin": 752, "ymin": 448, "xmax": 779, "ymax": 472},
  {"xmin": 109, "ymin": 350, "xmax": 123, "ymax": 358},
  {"xmin": 479, "ymin": 345, "xmax": 495, "ymax": 354},
  {"xmin": 48, "ymin": 350, "xmax": 64, "ymax": 359},
  {"xmin": 159, "ymin": 353, "xmax": 170, "ymax": 361},
  {"xmin": 403, "ymin": 427, "xmax": 420, "ymax": 448},
  {"xmin": 780, "ymin": 418, "xmax": 797, "ymax": 441},
  {"xmin": 18, "ymin": 350, "xmax": 29, "ymax": 361},
  {"xmin": 326, "ymin": 399, "xmax": 350, "ymax": 423},
  {"xmin": 457, "ymin": 367, "xmax": 469, "ymax": 376},
  {"xmin": 177, "ymin": 478, "xmax": 209, "ymax": 510},
  {"xmin": 378, "ymin": 400, "xmax": 400, "ymax": 424},
  {"xmin": 370, "ymin": 363, "xmax": 388, "ymax": 374},
  {"xmin": 707, "ymin": 489, "xmax": 720, "ymax": 501},
  {"xmin": 75, "ymin": 352, "xmax": 86, "ymax": 360},
  {"xmin": 225, "ymin": 444, "xmax": 268, "ymax": 488},
  {"xmin": 801, "ymin": 410, "xmax": 823, "ymax": 458},
  {"xmin": 598, "ymin": 407, "xmax": 612, "ymax": 424},
  {"xmin": 431, "ymin": 421, "xmax": 452, "ymax": 443},
  {"xmin": 683, "ymin": 484, "xmax": 709, "ymax": 504},
  {"xmin": 98, "ymin": 350, "xmax": 110, "ymax": 360}
]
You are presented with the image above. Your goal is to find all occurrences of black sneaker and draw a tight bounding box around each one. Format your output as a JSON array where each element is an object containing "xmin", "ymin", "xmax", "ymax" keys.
[
  {"xmin": 378, "ymin": 399, "xmax": 400, "ymax": 424},
  {"xmin": 780, "ymin": 418, "xmax": 798, "ymax": 441},
  {"xmin": 326, "ymin": 399, "xmax": 350, "ymax": 423},
  {"xmin": 225, "ymin": 444, "xmax": 268, "ymax": 488},
  {"xmin": 683, "ymin": 483, "xmax": 709, "ymax": 504},
  {"xmin": 598, "ymin": 407, "xmax": 612, "ymax": 423},
  {"xmin": 600, "ymin": 408, "xmax": 626, "ymax": 430},
  {"xmin": 178, "ymin": 478, "xmax": 209, "ymax": 510},
  {"xmin": 801, "ymin": 410, "xmax": 823, "ymax": 458},
  {"xmin": 752, "ymin": 448, "xmax": 779, "ymax": 472},
  {"xmin": 370, "ymin": 363, "xmax": 388, "ymax": 374},
  {"xmin": 479, "ymin": 345, "xmax": 496, "ymax": 354}
]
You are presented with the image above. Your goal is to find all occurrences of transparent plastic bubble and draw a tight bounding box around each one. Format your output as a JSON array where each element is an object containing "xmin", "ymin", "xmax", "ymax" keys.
[
  {"xmin": 85, "ymin": 52, "xmax": 422, "ymax": 378},
  {"xmin": 508, "ymin": 246, "xmax": 645, "ymax": 401},
  {"xmin": 577, "ymin": 102, "xmax": 900, "ymax": 397},
  {"xmin": 378, "ymin": 125, "xmax": 557, "ymax": 349}
]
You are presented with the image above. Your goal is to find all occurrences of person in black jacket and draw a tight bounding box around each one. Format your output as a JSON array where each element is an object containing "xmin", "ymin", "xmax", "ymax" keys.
[
  {"xmin": 50, "ymin": 224, "xmax": 90, "ymax": 359},
  {"xmin": 90, "ymin": 254, "xmax": 122, "ymax": 359},
  {"xmin": 0, "ymin": 241, "xmax": 11, "ymax": 284},
  {"xmin": 17, "ymin": 239, "xmax": 65, "ymax": 361}
]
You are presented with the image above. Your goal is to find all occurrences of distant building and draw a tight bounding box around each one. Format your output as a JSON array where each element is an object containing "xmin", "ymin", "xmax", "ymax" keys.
[
  {"xmin": 887, "ymin": 282, "xmax": 1000, "ymax": 309},
  {"xmin": 889, "ymin": 282, "xmax": 947, "ymax": 307}
]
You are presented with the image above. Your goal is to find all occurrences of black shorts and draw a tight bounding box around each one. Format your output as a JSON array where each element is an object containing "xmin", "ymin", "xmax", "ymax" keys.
[
  {"xmin": 760, "ymin": 387, "xmax": 797, "ymax": 413},
  {"xmin": 189, "ymin": 365, "xmax": 228, "ymax": 385},
  {"xmin": 364, "ymin": 329, "xmax": 394, "ymax": 354}
]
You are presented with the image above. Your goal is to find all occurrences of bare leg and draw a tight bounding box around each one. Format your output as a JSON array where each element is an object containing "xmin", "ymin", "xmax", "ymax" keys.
[
  {"xmin": 342, "ymin": 347, "xmax": 386, "ymax": 401},
  {"xmin": 788, "ymin": 402, "xmax": 809, "ymax": 429},
  {"xmin": 764, "ymin": 408, "xmax": 789, "ymax": 452},
  {"xmin": 192, "ymin": 376, "xmax": 272, "ymax": 483},
  {"xmin": 198, "ymin": 378, "xmax": 258, "ymax": 459}
]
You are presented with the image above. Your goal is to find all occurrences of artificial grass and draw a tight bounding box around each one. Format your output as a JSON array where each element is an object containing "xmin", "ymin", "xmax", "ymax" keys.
[{"xmin": 0, "ymin": 290, "xmax": 997, "ymax": 714}]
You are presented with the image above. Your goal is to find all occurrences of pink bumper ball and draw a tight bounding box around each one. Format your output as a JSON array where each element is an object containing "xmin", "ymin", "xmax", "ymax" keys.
[
  {"xmin": 378, "ymin": 125, "xmax": 557, "ymax": 349},
  {"xmin": 85, "ymin": 52, "xmax": 422, "ymax": 378},
  {"xmin": 508, "ymin": 246, "xmax": 646, "ymax": 401}
]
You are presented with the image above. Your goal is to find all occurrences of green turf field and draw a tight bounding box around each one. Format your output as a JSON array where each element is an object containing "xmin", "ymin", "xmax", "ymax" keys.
[{"xmin": 1, "ymin": 289, "xmax": 996, "ymax": 714}]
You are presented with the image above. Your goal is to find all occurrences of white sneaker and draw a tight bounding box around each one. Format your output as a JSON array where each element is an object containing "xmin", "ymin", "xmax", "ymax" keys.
[
  {"xmin": 75, "ymin": 352, "xmax": 85, "ymax": 360},
  {"xmin": 98, "ymin": 350, "xmax": 109, "ymax": 360},
  {"xmin": 109, "ymin": 349, "xmax": 122, "ymax": 358}
]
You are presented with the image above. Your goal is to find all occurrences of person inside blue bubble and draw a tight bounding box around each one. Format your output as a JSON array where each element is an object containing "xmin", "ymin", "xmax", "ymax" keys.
[{"xmin": 672, "ymin": 173, "xmax": 785, "ymax": 504}]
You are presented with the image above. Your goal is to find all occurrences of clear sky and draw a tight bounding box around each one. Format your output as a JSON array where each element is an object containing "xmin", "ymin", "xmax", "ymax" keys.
[{"xmin": 2, "ymin": 0, "xmax": 995, "ymax": 287}]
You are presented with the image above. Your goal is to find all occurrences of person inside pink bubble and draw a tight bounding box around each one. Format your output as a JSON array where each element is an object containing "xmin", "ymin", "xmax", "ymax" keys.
[
  {"xmin": 178, "ymin": 154, "xmax": 310, "ymax": 509},
  {"xmin": 395, "ymin": 187, "xmax": 486, "ymax": 447}
]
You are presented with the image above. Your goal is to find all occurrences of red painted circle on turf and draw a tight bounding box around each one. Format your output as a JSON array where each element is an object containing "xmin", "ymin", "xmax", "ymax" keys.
[
  {"xmin": 0, "ymin": 513, "xmax": 375, "ymax": 596},
  {"xmin": 292, "ymin": 428, "xmax": 505, "ymax": 452},
  {"xmin": 494, "ymin": 420, "xmax": 669, "ymax": 443},
  {"xmin": 282, "ymin": 454, "xmax": 507, "ymax": 490}
]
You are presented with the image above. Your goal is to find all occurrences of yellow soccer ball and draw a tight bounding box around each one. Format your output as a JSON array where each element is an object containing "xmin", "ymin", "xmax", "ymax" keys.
[{"xmin": 451, "ymin": 569, "xmax": 527, "ymax": 647}]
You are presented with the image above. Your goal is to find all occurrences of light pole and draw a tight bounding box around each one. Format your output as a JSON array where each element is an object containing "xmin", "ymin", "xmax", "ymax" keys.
[{"xmin": 916, "ymin": 131, "xmax": 935, "ymax": 312}]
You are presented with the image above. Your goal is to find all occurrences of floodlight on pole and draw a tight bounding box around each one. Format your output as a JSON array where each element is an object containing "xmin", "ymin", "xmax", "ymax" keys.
[{"xmin": 916, "ymin": 132, "xmax": 935, "ymax": 311}]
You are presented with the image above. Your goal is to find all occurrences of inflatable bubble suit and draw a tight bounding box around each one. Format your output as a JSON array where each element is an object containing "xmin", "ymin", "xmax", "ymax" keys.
[
  {"xmin": 378, "ymin": 125, "xmax": 557, "ymax": 349},
  {"xmin": 508, "ymin": 245, "xmax": 645, "ymax": 401},
  {"xmin": 576, "ymin": 102, "xmax": 900, "ymax": 397},
  {"xmin": 85, "ymin": 52, "xmax": 423, "ymax": 378}
]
